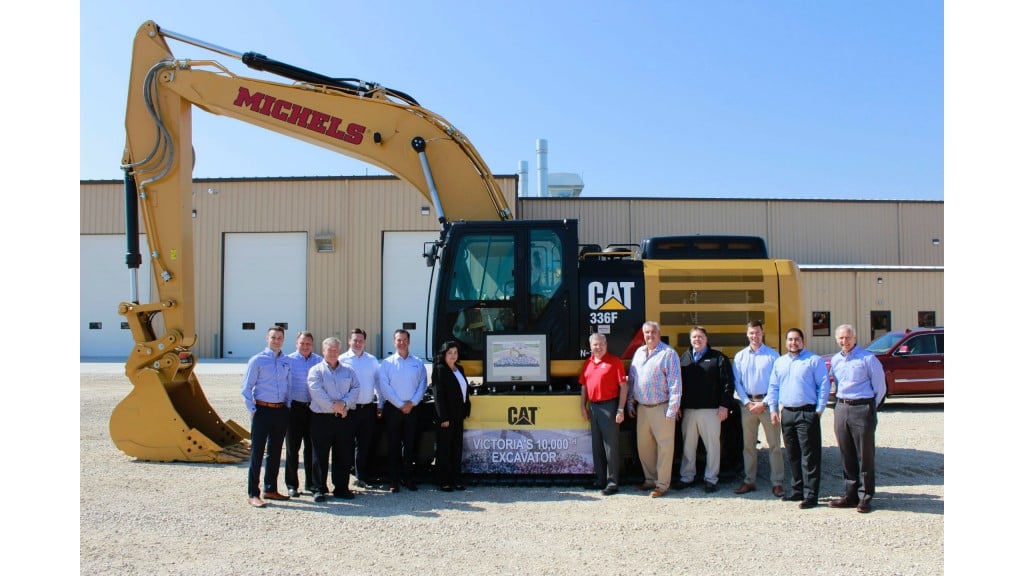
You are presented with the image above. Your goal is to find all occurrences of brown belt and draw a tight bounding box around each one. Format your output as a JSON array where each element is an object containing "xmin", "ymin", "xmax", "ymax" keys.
[{"xmin": 255, "ymin": 400, "xmax": 286, "ymax": 409}]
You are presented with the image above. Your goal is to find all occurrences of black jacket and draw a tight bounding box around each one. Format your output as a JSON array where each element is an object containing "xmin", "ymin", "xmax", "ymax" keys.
[
  {"xmin": 432, "ymin": 363, "xmax": 472, "ymax": 423},
  {"xmin": 680, "ymin": 347, "xmax": 734, "ymax": 410}
]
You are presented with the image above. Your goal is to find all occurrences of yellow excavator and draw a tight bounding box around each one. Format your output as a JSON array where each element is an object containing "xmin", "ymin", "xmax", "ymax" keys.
[
  {"xmin": 113, "ymin": 20, "xmax": 511, "ymax": 463},
  {"xmin": 113, "ymin": 21, "xmax": 803, "ymax": 473}
]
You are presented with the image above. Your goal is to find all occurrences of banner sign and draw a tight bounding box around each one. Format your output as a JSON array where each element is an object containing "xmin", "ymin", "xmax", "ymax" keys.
[{"xmin": 462, "ymin": 395, "xmax": 592, "ymax": 475}]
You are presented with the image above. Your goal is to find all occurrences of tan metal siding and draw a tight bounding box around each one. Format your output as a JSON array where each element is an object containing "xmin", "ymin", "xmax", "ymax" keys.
[
  {"xmin": 898, "ymin": 203, "xmax": 944, "ymax": 266},
  {"xmin": 802, "ymin": 269, "xmax": 943, "ymax": 356},
  {"xmin": 83, "ymin": 179, "xmax": 941, "ymax": 360},
  {"xmin": 628, "ymin": 199, "xmax": 768, "ymax": 246},
  {"xmin": 767, "ymin": 201, "xmax": 899, "ymax": 265}
]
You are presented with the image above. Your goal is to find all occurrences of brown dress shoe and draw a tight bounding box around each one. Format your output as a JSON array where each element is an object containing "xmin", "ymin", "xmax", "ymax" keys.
[
  {"xmin": 262, "ymin": 491, "xmax": 290, "ymax": 501},
  {"xmin": 637, "ymin": 482, "xmax": 656, "ymax": 491},
  {"xmin": 734, "ymin": 483, "xmax": 757, "ymax": 494},
  {"xmin": 772, "ymin": 485, "xmax": 785, "ymax": 498},
  {"xmin": 829, "ymin": 496, "xmax": 858, "ymax": 509},
  {"xmin": 650, "ymin": 489, "xmax": 667, "ymax": 498},
  {"xmin": 247, "ymin": 497, "xmax": 266, "ymax": 508},
  {"xmin": 856, "ymin": 500, "xmax": 872, "ymax": 513}
]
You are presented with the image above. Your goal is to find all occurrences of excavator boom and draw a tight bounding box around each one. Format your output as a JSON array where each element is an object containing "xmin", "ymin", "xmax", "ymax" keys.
[{"xmin": 112, "ymin": 20, "xmax": 509, "ymax": 462}]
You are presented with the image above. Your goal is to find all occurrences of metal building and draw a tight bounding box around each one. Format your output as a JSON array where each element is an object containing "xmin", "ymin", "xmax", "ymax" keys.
[{"xmin": 80, "ymin": 176, "xmax": 942, "ymax": 358}]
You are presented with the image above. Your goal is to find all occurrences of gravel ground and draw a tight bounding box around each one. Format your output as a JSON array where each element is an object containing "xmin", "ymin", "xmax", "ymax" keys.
[{"xmin": 79, "ymin": 362, "xmax": 945, "ymax": 575}]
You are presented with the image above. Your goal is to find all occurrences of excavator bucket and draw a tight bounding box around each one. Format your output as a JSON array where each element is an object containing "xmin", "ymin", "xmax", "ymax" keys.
[{"xmin": 110, "ymin": 367, "xmax": 250, "ymax": 463}]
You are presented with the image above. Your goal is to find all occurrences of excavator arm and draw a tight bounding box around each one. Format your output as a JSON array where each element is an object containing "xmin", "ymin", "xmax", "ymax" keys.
[{"xmin": 111, "ymin": 20, "xmax": 511, "ymax": 462}]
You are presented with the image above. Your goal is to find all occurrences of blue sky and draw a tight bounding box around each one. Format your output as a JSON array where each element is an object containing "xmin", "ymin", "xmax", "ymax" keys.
[{"xmin": 80, "ymin": 0, "xmax": 943, "ymax": 200}]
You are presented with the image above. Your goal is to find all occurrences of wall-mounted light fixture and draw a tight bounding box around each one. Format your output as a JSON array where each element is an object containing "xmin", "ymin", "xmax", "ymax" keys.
[
  {"xmin": 191, "ymin": 209, "xmax": 197, "ymax": 219},
  {"xmin": 314, "ymin": 233, "xmax": 336, "ymax": 253},
  {"xmin": 932, "ymin": 238, "xmax": 940, "ymax": 246},
  {"xmin": 876, "ymin": 277, "xmax": 884, "ymax": 285},
  {"xmin": 420, "ymin": 206, "xmax": 431, "ymax": 216}
]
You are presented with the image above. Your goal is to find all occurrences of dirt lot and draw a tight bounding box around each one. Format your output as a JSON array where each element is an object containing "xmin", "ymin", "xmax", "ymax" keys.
[{"xmin": 78, "ymin": 362, "xmax": 945, "ymax": 575}]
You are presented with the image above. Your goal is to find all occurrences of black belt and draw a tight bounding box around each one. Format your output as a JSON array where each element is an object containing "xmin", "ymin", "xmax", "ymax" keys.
[
  {"xmin": 291, "ymin": 400, "xmax": 310, "ymax": 406},
  {"xmin": 837, "ymin": 397, "xmax": 874, "ymax": 406},
  {"xmin": 638, "ymin": 401, "xmax": 668, "ymax": 407},
  {"xmin": 783, "ymin": 404, "xmax": 815, "ymax": 412},
  {"xmin": 749, "ymin": 394, "xmax": 765, "ymax": 401},
  {"xmin": 255, "ymin": 400, "xmax": 286, "ymax": 409},
  {"xmin": 357, "ymin": 403, "xmax": 375, "ymax": 408}
]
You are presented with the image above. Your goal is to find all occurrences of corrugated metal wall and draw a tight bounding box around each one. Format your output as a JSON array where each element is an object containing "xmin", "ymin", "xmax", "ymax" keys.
[
  {"xmin": 83, "ymin": 178, "xmax": 940, "ymax": 359},
  {"xmin": 801, "ymin": 269, "xmax": 943, "ymax": 355},
  {"xmin": 81, "ymin": 175, "xmax": 517, "ymax": 358},
  {"xmin": 518, "ymin": 197, "xmax": 939, "ymax": 266}
]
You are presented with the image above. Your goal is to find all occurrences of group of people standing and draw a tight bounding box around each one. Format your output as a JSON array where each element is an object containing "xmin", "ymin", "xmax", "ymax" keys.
[
  {"xmin": 242, "ymin": 319, "xmax": 884, "ymax": 513},
  {"xmin": 240, "ymin": 326, "xmax": 471, "ymax": 507},
  {"xmin": 579, "ymin": 320, "xmax": 885, "ymax": 513}
]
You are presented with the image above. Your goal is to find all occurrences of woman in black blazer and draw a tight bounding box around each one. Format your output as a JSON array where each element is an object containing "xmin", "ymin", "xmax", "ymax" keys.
[{"xmin": 433, "ymin": 340, "xmax": 471, "ymax": 491}]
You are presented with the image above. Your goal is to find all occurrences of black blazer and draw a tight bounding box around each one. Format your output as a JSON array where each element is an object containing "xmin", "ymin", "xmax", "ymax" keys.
[{"xmin": 433, "ymin": 363, "xmax": 472, "ymax": 423}]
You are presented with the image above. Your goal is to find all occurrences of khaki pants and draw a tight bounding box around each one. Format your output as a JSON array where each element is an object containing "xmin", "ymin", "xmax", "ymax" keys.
[
  {"xmin": 636, "ymin": 403, "xmax": 675, "ymax": 491},
  {"xmin": 741, "ymin": 403, "xmax": 784, "ymax": 486}
]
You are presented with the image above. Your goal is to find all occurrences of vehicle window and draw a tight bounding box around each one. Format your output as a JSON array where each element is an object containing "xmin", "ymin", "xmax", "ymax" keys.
[
  {"xmin": 866, "ymin": 332, "xmax": 904, "ymax": 353},
  {"xmin": 448, "ymin": 235, "xmax": 515, "ymax": 301},
  {"xmin": 935, "ymin": 333, "xmax": 943, "ymax": 353},
  {"xmin": 529, "ymin": 230, "xmax": 563, "ymax": 321},
  {"xmin": 906, "ymin": 335, "xmax": 937, "ymax": 355}
]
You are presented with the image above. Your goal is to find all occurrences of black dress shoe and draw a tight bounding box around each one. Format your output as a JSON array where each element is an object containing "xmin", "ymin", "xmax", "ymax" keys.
[
  {"xmin": 388, "ymin": 484, "xmax": 400, "ymax": 493},
  {"xmin": 287, "ymin": 488, "xmax": 300, "ymax": 498},
  {"xmin": 856, "ymin": 500, "xmax": 872, "ymax": 513},
  {"xmin": 601, "ymin": 483, "xmax": 619, "ymax": 496},
  {"xmin": 454, "ymin": 484, "xmax": 466, "ymax": 491},
  {"xmin": 703, "ymin": 481, "xmax": 718, "ymax": 493},
  {"xmin": 784, "ymin": 493, "xmax": 804, "ymax": 502},
  {"xmin": 313, "ymin": 492, "xmax": 326, "ymax": 503},
  {"xmin": 672, "ymin": 480, "xmax": 696, "ymax": 490},
  {"xmin": 332, "ymin": 490, "xmax": 355, "ymax": 500},
  {"xmin": 799, "ymin": 499, "xmax": 817, "ymax": 509}
]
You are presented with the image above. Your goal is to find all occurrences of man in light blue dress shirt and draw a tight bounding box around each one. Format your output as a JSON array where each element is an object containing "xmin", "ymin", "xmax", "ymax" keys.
[
  {"xmin": 828, "ymin": 324, "xmax": 886, "ymax": 514},
  {"xmin": 765, "ymin": 328, "xmax": 830, "ymax": 509},
  {"xmin": 378, "ymin": 329, "xmax": 428, "ymax": 493},
  {"xmin": 240, "ymin": 325, "xmax": 292, "ymax": 508}
]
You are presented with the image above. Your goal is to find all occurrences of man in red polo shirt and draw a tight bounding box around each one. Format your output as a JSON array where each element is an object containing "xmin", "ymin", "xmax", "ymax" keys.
[{"xmin": 579, "ymin": 332, "xmax": 629, "ymax": 495}]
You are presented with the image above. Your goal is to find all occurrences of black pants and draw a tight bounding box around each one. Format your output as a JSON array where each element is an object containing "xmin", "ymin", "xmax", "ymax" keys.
[
  {"xmin": 781, "ymin": 406, "xmax": 822, "ymax": 499},
  {"xmin": 384, "ymin": 402, "xmax": 419, "ymax": 485},
  {"xmin": 310, "ymin": 412, "xmax": 356, "ymax": 494},
  {"xmin": 352, "ymin": 404, "xmax": 379, "ymax": 482},
  {"xmin": 285, "ymin": 401, "xmax": 314, "ymax": 492},
  {"xmin": 247, "ymin": 405, "xmax": 289, "ymax": 497},
  {"xmin": 834, "ymin": 401, "xmax": 878, "ymax": 503},
  {"xmin": 435, "ymin": 418, "xmax": 466, "ymax": 486},
  {"xmin": 589, "ymin": 399, "xmax": 620, "ymax": 486}
]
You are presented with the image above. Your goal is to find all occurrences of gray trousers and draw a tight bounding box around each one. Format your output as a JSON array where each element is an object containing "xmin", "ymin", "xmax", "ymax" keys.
[
  {"xmin": 589, "ymin": 399, "xmax": 620, "ymax": 485},
  {"xmin": 834, "ymin": 401, "xmax": 878, "ymax": 503}
]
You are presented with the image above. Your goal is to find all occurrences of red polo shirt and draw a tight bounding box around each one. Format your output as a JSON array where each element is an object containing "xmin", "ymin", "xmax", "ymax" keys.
[{"xmin": 579, "ymin": 354, "xmax": 627, "ymax": 402}]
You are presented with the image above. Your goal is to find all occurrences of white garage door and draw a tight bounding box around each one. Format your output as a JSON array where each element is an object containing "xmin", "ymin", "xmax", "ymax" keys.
[
  {"xmin": 80, "ymin": 234, "xmax": 152, "ymax": 358},
  {"xmin": 222, "ymin": 232, "xmax": 307, "ymax": 359},
  {"xmin": 382, "ymin": 231, "xmax": 439, "ymax": 360}
]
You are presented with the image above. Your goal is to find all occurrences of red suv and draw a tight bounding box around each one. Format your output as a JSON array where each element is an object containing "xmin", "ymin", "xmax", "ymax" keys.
[{"xmin": 864, "ymin": 327, "xmax": 944, "ymax": 398}]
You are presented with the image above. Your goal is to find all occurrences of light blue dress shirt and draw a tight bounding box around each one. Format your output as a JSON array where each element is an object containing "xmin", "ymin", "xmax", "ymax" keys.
[
  {"xmin": 830, "ymin": 345, "xmax": 887, "ymax": 405},
  {"xmin": 765, "ymin": 349, "xmax": 830, "ymax": 414}
]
